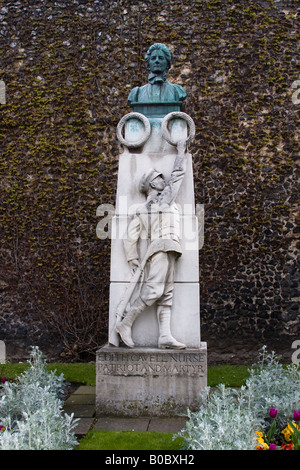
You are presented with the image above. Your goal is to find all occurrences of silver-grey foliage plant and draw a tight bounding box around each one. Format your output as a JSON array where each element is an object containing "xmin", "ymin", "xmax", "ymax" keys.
[
  {"xmin": 0, "ymin": 346, "xmax": 79, "ymax": 450},
  {"xmin": 176, "ymin": 346, "xmax": 300, "ymax": 450}
]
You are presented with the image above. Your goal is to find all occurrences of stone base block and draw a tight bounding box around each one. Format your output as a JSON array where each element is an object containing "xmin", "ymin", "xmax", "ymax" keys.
[{"xmin": 96, "ymin": 343, "xmax": 207, "ymax": 417}]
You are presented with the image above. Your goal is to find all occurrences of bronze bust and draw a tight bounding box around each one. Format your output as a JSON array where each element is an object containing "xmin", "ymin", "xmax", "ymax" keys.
[{"xmin": 128, "ymin": 43, "xmax": 186, "ymax": 116}]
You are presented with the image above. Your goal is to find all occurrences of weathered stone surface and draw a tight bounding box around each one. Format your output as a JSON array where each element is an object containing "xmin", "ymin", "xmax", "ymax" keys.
[
  {"xmin": 109, "ymin": 107, "xmax": 200, "ymax": 350},
  {"xmin": 93, "ymin": 417, "xmax": 149, "ymax": 432},
  {"xmin": 72, "ymin": 418, "xmax": 94, "ymax": 436},
  {"xmin": 63, "ymin": 404, "xmax": 95, "ymax": 418},
  {"xmin": 96, "ymin": 344, "xmax": 207, "ymax": 416},
  {"xmin": 147, "ymin": 417, "xmax": 187, "ymax": 433},
  {"xmin": 0, "ymin": 81, "xmax": 5, "ymax": 104},
  {"xmin": 109, "ymin": 282, "xmax": 201, "ymax": 349}
]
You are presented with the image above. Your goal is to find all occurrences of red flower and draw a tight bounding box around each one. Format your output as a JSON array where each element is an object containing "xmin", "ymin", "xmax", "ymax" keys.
[
  {"xmin": 269, "ymin": 408, "xmax": 278, "ymax": 419},
  {"xmin": 280, "ymin": 442, "xmax": 294, "ymax": 450},
  {"xmin": 293, "ymin": 410, "xmax": 300, "ymax": 422}
]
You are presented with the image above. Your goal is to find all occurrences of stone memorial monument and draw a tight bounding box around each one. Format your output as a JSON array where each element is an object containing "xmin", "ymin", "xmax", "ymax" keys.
[{"xmin": 96, "ymin": 44, "xmax": 207, "ymax": 416}]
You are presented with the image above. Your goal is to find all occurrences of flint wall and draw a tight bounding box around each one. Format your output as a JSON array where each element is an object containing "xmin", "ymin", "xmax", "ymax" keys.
[{"xmin": 0, "ymin": 0, "xmax": 299, "ymax": 362}]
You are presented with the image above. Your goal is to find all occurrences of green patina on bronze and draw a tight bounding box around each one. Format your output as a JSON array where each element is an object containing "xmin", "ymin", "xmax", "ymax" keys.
[{"xmin": 128, "ymin": 43, "xmax": 186, "ymax": 117}]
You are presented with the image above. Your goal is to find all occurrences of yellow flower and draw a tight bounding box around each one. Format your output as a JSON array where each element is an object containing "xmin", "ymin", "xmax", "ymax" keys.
[
  {"xmin": 282, "ymin": 422, "xmax": 300, "ymax": 442},
  {"xmin": 255, "ymin": 431, "xmax": 268, "ymax": 450}
]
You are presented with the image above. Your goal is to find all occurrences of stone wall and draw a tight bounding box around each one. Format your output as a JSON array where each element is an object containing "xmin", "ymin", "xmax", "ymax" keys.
[{"xmin": 0, "ymin": 0, "xmax": 299, "ymax": 362}]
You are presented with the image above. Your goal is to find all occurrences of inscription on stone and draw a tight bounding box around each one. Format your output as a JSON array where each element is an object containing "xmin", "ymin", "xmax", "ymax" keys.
[{"xmin": 97, "ymin": 350, "xmax": 206, "ymax": 377}]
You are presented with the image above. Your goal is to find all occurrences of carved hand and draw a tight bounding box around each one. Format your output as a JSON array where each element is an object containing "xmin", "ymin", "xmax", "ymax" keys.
[{"xmin": 128, "ymin": 259, "xmax": 140, "ymax": 276}]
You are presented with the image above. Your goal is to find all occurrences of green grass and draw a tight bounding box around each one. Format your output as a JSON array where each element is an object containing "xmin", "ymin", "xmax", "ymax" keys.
[
  {"xmin": 76, "ymin": 430, "xmax": 184, "ymax": 450},
  {"xmin": 0, "ymin": 362, "xmax": 30, "ymax": 380},
  {"xmin": 0, "ymin": 362, "xmax": 96, "ymax": 386},
  {"xmin": 47, "ymin": 363, "xmax": 96, "ymax": 386},
  {"xmin": 207, "ymin": 364, "xmax": 250, "ymax": 387}
]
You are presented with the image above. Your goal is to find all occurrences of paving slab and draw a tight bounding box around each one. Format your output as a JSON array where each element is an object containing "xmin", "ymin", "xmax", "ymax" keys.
[
  {"xmin": 65, "ymin": 394, "xmax": 95, "ymax": 405},
  {"xmin": 73, "ymin": 418, "xmax": 94, "ymax": 436},
  {"xmin": 73, "ymin": 386, "xmax": 96, "ymax": 395},
  {"xmin": 64, "ymin": 404, "xmax": 95, "ymax": 418},
  {"xmin": 148, "ymin": 417, "xmax": 187, "ymax": 433},
  {"xmin": 93, "ymin": 417, "xmax": 150, "ymax": 432}
]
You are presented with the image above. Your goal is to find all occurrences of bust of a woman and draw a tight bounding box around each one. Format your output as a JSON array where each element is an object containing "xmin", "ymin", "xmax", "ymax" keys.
[{"xmin": 128, "ymin": 43, "xmax": 186, "ymax": 107}]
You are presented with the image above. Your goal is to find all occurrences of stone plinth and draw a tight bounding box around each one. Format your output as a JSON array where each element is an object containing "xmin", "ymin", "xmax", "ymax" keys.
[
  {"xmin": 96, "ymin": 343, "xmax": 207, "ymax": 417},
  {"xmin": 108, "ymin": 117, "xmax": 201, "ymax": 349}
]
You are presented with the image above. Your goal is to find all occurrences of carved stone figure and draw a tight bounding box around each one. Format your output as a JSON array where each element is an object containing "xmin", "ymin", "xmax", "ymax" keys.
[
  {"xmin": 128, "ymin": 43, "xmax": 186, "ymax": 106},
  {"xmin": 115, "ymin": 147, "xmax": 187, "ymax": 349}
]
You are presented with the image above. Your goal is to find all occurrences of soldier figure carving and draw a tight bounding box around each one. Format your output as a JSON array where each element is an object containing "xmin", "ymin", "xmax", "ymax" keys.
[{"xmin": 115, "ymin": 148, "xmax": 187, "ymax": 350}]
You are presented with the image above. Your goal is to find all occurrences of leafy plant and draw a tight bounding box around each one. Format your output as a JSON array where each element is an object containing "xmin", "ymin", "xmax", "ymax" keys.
[
  {"xmin": 178, "ymin": 384, "xmax": 261, "ymax": 450},
  {"xmin": 177, "ymin": 347, "xmax": 300, "ymax": 450},
  {"xmin": 0, "ymin": 346, "xmax": 78, "ymax": 450}
]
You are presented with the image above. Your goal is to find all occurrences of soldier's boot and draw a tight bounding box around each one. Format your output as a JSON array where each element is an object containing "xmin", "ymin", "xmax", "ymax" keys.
[
  {"xmin": 157, "ymin": 306, "xmax": 186, "ymax": 349},
  {"xmin": 116, "ymin": 298, "xmax": 146, "ymax": 348}
]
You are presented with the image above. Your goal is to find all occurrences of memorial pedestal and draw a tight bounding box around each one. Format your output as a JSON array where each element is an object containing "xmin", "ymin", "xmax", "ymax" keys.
[
  {"xmin": 96, "ymin": 53, "xmax": 208, "ymax": 416},
  {"xmin": 96, "ymin": 343, "xmax": 207, "ymax": 417}
]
